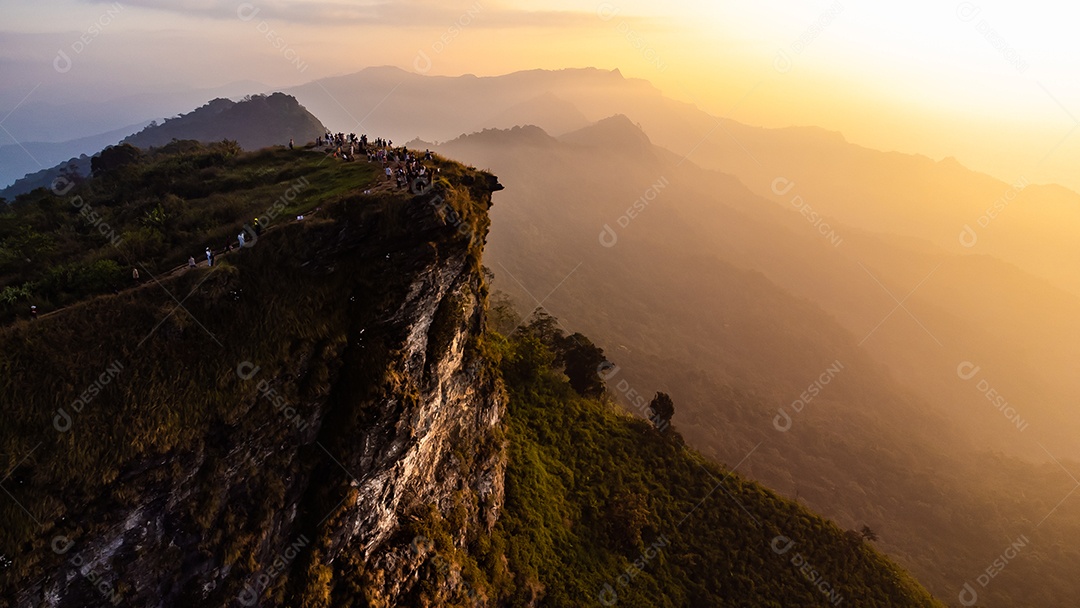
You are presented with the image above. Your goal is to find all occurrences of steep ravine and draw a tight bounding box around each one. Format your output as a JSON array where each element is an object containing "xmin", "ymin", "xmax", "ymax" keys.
[{"xmin": 6, "ymin": 174, "xmax": 506, "ymax": 607}]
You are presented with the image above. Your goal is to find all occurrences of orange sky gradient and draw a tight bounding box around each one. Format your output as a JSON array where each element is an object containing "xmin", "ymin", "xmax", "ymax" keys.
[{"xmin": 4, "ymin": 0, "xmax": 1080, "ymax": 190}]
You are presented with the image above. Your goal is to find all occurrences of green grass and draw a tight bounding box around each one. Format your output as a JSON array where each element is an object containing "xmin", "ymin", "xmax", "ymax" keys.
[{"xmin": 402, "ymin": 323, "xmax": 946, "ymax": 607}]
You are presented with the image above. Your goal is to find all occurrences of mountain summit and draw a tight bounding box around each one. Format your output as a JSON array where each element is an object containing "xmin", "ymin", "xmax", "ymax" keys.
[
  {"xmin": 123, "ymin": 92, "xmax": 324, "ymax": 150},
  {"xmin": 560, "ymin": 114, "xmax": 654, "ymax": 153}
]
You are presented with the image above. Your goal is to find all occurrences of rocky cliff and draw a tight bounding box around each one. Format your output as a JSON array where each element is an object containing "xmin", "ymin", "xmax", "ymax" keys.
[{"xmin": 2, "ymin": 160, "xmax": 506, "ymax": 607}]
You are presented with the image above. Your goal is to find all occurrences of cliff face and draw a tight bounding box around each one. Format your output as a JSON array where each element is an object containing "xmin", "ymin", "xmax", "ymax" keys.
[{"xmin": 7, "ymin": 172, "xmax": 505, "ymax": 607}]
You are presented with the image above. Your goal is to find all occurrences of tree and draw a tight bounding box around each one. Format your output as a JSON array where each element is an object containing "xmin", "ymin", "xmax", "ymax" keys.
[
  {"xmin": 605, "ymin": 489, "xmax": 651, "ymax": 553},
  {"xmin": 560, "ymin": 333, "xmax": 607, "ymax": 398},
  {"xmin": 91, "ymin": 143, "xmax": 142, "ymax": 177},
  {"xmin": 648, "ymin": 392, "xmax": 675, "ymax": 431},
  {"xmin": 524, "ymin": 309, "xmax": 562, "ymax": 346},
  {"xmin": 860, "ymin": 525, "xmax": 879, "ymax": 542},
  {"xmin": 502, "ymin": 334, "xmax": 555, "ymax": 388},
  {"xmin": 487, "ymin": 289, "xmax": 522, "ymax": 336}
]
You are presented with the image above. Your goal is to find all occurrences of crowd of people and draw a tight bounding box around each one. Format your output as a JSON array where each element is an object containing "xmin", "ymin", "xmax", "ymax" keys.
[{"xmin": 315, "ymin": 131, "xmax": 441, "ymax": 192}]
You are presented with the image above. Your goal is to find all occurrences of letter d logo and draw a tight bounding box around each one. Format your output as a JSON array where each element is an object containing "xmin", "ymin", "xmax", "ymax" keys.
[
  {"xmin": 598, "ymin": 583, "xmax": 618, "ymax": 606},
  {"xmin": 773, "ymin": 49, "xmax": 793, "ymax": 74},
  {"xmin": 959, "ymin": 224, "xmax": 978, "ymax": 248},
  {"xmin": 773, "ymin": 409, "xmax": 792, "ymax": 432},
  {"xmin": 54, "ymin": 50, "xmax": 72, "ymax": 73},
  {"xmin": 51, "ymin": 535, "xmax": 74, "ymax": 554},
  {"xmin": 237, "ymin": 585, "xmax": 258, "ymax": 606},
  {"xmin": 240, "ymin": 224, "xmax": 258, "ymax": 248},
  {"xmin": 771, "ymin": 176, "xmax": 795, "ymax": 196},
  {"xmin": 958, "ymin": 582, "xmax": 979, "ymax": 606},
  {"xmin": 237, "ymin": 3, "xmax": 261, "ymax": 21},
  {"xmin": 597, "ymin": 360, "xmax": 620, "ymax": 380},
  {"xmin": 413, "ymin": 50, "xmax": 432, "ymax": 74},
  {"xmin": 53, "ymin": 408, "xmax": 73, "ymax": 432},
  {"xmin": 956, "ymin": 361, "xmax": 980, "ymax": 381},
  {"xmin": 599, "ymin": 224, "xmax": 618, "ymax": 248},
  {"xmin": 771, "ymin": 535, "xmax": 795, "ymax": 555},
  {"xmin": 237, "ymin": 361, "xmax": 261, "ymax": 380},
  {"xmin": 51, "ymin": 176, "xmax": 74, "ymax": 196},
  {"xmin": 956, "ymin": 2, "xmax": 981, "ymax": 22}
]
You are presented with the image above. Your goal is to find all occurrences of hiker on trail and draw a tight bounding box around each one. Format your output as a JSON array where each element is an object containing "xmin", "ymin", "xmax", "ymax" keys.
[
  {"xmin": 188, "ymin": 256, "xmax": 196, "ymax": 268},
  {"xmin": 132, "ymin": 267, "xmax": 140, "ymax": 282},
  {"xmin": 30, "ymin": 305, "xmax": 37, "ymax": 320},
  {"xmin": 253, "ymin": 218, "xmax": 262, "ymax": 236},
  {"xmin": 206, "ymin": 247, "xmax": 213, "ymax": 267},
  {"xmin": 238, "ymin": 232, "xmax": 246, "ymax": 248},
  {"xmin": 289, "ymin": 138, "xmax": 294, "ymax": 150},
  {"xmin": 385, "ymin": 166, "xmax": 392, "ymax": 181}
]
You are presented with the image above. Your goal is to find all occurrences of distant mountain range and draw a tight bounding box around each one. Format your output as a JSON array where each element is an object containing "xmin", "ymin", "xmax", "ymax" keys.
[
  {"xmin": 0, "ymin": 80, "xmax": 271, "ymax": 190},
  {"xmin": 416, "ymin": 113, "xmax": 1080, "ymax": 607},
  {"xmin": 284, "ymin": 66, "xmax": 1080, "ymax": 299}
]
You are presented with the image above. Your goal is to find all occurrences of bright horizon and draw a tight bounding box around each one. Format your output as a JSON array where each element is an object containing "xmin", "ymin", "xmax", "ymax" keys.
[{"xmin": 3, "ymin": 0, "xmax": 1080, "ymax": 190}]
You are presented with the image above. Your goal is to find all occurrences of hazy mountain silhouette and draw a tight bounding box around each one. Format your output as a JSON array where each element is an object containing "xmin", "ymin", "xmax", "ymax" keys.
[
  {"xmin": 0, "ymin": 80, "xmax": 272, "ymax": 189},
  {"xmin": 122, "ymin": 92, "xmax": 324, "ymax": 150},
  {"xmin": 424, "ymin": 118, "xmax": 1080, "ymax": 607},
  {"xmin": 0, "ymin": 121, "xmax": 150, "ymax": 192},
  {"xmin": 2, "ymin": 93, "xmax": 325, "ymax": 200},
  {"xmin": 289, "ymin": 67, "xmax": 1080, "ymax": 299},
  {"xmin": 470, "ymin": 91, "xmax": 589, "ymax": 137}
]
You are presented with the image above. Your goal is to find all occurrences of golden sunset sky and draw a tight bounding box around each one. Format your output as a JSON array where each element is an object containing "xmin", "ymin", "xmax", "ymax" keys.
[{"xmin": 4, "ymin": 0, "xmax": 1080, "ymax": 189}]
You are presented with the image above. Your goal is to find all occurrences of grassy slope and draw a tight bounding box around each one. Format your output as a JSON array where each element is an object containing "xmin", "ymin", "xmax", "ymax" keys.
[{"xmin": 455, "ymin": 328, "xmax": 945, "ymax": 607}]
